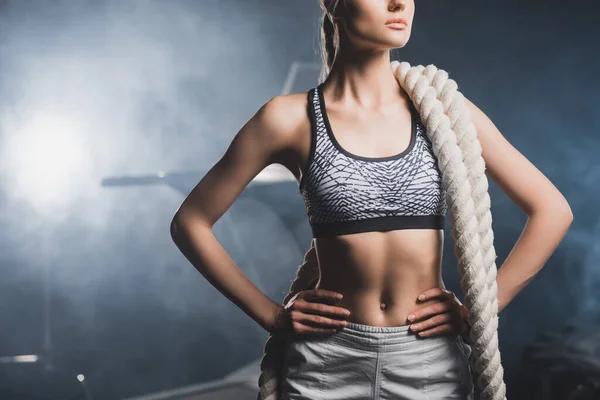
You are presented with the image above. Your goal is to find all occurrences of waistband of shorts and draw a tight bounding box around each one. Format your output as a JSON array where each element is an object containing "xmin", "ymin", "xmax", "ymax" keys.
[{"xmin": 324, "ymin": 321, "xmax": 426, "ymax": 351}]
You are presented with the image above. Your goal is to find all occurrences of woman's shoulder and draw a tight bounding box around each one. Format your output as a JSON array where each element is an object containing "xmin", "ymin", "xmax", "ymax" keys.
[
  {"xmin": 261, "ymin": 90, "xmax": 310, "ymax": 130},
  {"xmin": 253, "ymin": 90, "xmax": 311, "ymax": 148}
]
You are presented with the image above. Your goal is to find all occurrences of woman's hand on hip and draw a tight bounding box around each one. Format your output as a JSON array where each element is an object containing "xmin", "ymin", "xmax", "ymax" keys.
[
  {"xmin": 269, "ymin": 289, "xmax": 351, "ymax": 337},
  {"xmin": 407, "ymin": 287, "xmax": 470, "ymax": 339}
]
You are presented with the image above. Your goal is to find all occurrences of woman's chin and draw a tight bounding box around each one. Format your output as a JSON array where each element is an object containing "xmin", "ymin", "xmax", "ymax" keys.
[
  {"xmin": 383, "ymin": 39, "xmax": 410, "ymax": 50},
  {"xmin": 382, "ymin": 32, "xmax": 411, "ymax": 48}
]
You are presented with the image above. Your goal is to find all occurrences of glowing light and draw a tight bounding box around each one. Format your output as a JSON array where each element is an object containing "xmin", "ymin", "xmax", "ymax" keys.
[
  {"xmin": 0, "ymin": 354, "xmax": 39, "ymax": 363},
  {"xmin": 3, "ymin": 110, "xmax": 91, "ymax": 213}
]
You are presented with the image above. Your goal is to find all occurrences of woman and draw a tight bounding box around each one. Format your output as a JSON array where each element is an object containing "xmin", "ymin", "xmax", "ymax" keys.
[{"xmin": 170, "ymin": 0, "xmax": 573, "ymax": 399}]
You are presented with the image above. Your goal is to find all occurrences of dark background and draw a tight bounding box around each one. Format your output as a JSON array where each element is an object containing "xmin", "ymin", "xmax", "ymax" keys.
[{"xmin": 0, "ymin": 0, "xmax": 598, "ymax": 398}]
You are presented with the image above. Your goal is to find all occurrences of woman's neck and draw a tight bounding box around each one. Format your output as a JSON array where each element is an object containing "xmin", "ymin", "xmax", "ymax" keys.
[{"xmin": 323, "ymin": 47, "xmax": 404, "ymax": 109}]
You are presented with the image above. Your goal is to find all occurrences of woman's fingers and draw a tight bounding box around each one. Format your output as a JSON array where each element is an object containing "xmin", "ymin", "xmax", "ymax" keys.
[
  {"xmin": 290, "ymin": 309, "xmax": 348, "ymax": 328},
  {"xmin": 414, "ymin": 322, "xmax": 457, "ymax": 338},
  {"xmin": 417, "ymin": 287, "xmax": 454, "ymax": 302},
  {"xmin": 286, "ymin": 289, "xmax": 352, "ymax": 335},
  {"xmin": 408, "ymin": 300, "xmax": 453, "ymax": 322},
  {"xmin": 294, "ymin": 298, "xmax": 351, "ymax": 318},
  {"xmin": 409, "ymin": 312, "xmax": 453, "ymax": 334},
  {"xmin": 303, "ymin": 289, "xmax": 344, "ymax": 301}
]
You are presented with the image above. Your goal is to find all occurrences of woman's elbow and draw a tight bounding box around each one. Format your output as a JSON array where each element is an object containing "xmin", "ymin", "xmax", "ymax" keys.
[
  {"xmin": 170, "ymin": 211, "xmax": 191, "ymax": 243},
  {"xmin": 552, "ymin": 197, "xmax": 574, "ymax": 226},
  {"xmin": 170, "ymin": 216, "xmax": 182, "ymax": 243},
  {"xmin": 169, "ymin": 210, "xmax": 211, "ymax": 243}
]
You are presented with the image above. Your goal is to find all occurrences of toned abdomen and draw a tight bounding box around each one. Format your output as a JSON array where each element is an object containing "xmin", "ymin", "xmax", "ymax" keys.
[{"xmin": 314, "ymin": 228, "xmax": 446, "ymax": 327}]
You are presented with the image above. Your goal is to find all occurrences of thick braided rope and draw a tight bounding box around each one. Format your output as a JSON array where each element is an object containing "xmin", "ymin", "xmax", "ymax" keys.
[
  {"xmin": 392, "ymin": 61, "xmax": 506, "ymax": 400},
  {"xmin": 419, "ymin": 63, "xmax": 504, "ymax": 397},
  {"xmin": 257, "ymin": 239, "xmax": 319, "ymax": 400}
]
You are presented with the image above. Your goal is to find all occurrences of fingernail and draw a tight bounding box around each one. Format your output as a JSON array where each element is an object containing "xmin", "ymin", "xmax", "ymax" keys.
[
  {"xmin": 343, "ymin": 310, "xmax": 351, "ymax": 316},
  {"xmin": 337, "ymin": 294, "xmax": 343, "ymax": 299},
  {"xmin": 418, "ymin": 294, "xmax": 426, "ymax": 300},
  {"xmin": 408, "ymin": 314, "xmax": 415, "ymax": 321},
  {"xmin": 411, "ymin": 324, "xmax": 419, "ymax": 330}
]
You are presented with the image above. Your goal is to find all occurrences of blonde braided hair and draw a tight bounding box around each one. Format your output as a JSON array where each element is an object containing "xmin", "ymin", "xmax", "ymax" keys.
[{"xmin": 256, "ymin": 2, "xmax": 507, "ymax": 399}]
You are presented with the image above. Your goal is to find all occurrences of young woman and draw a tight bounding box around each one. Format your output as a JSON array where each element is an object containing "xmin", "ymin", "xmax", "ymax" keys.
[{"xmin": 170, "ymin": 0, "xmax": 573, "ymax": 399}]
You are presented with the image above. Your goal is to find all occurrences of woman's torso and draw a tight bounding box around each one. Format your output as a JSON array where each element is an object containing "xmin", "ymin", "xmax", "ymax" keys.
[{"xmin": 279, "ymin": 83, "xmax": 447, "ymax": 327}]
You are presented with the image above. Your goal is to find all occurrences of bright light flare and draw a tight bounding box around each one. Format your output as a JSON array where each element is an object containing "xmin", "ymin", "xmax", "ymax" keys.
[{"xmin": 4, "ymin": 110, "xmax": 92, "ymax": 212}]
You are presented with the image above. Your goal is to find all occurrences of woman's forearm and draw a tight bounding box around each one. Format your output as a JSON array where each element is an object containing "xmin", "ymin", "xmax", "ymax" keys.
[
  {"xmin": 495, "ymin": 204, "xmax": 573, "ymax": 314},
  {"xmin": 170, "ymin": 214, "xmax": 281, "ymax": 332}
]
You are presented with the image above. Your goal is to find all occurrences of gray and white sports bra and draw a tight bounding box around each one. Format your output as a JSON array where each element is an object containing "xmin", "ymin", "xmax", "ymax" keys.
[{"xmin": 299, "ymin": 83, "xmax": 448, "ymax": 238}]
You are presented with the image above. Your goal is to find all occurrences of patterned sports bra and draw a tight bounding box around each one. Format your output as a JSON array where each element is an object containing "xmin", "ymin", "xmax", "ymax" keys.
[{"xmin": 299, "ymin": 83, "xmax": 448, "ymax": 238}]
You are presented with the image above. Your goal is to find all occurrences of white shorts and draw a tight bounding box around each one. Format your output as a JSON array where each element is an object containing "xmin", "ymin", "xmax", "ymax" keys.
[{"xmin": 281, "ymin": 321, "xmax": 474, "ymax": 400}]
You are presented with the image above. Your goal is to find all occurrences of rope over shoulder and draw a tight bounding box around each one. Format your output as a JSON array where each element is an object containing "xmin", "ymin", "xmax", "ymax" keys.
[{"xmin": 257, "ymin": 61, "xmax": 507, "ymax": 400}]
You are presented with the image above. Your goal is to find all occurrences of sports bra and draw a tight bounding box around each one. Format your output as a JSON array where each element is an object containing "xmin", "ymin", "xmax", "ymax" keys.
[{"xmin": 299, "ymin": 83, "xmax": 448, "ymax": 238}]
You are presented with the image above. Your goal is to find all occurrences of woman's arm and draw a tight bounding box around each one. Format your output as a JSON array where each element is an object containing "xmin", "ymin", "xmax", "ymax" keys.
[
  {"xmin": 170, "ymin": 94, "xmax": 302, "ymax": 333},
  {"xmin": 464, "ymin": 98, "xmax": 574, "ymax": 314}
]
